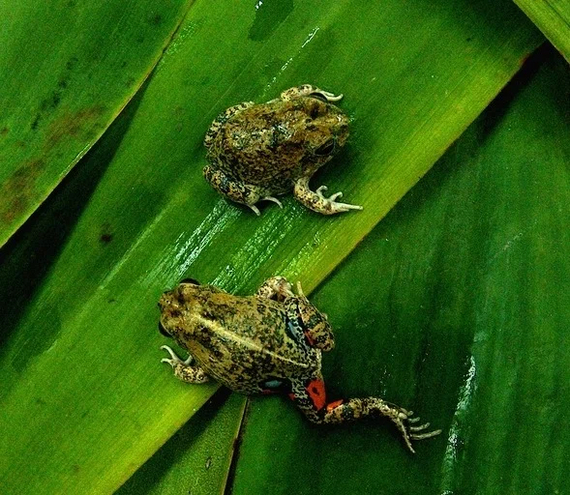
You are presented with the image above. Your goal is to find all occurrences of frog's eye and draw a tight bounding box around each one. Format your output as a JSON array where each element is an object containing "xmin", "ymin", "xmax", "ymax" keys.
[
  {"xmin": 315, "ymin": 139, "xmax": 336, "ymax": 156},
  {"xmin": 158, "ymin": 321, "xmax": 171, "ymax": 337},
  {"xmin": 180, "ymin": 278, "xmax": 200, "ymax": 285}
]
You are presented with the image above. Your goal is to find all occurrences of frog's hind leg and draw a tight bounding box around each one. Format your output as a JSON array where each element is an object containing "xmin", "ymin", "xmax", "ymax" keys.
[
  {"xmin": 293, "ymin": 177, "xmax": 363, "ymax": 215},
  {"xmin": 281, "ymin": 84, "xmax": 344, "ymax": 103},
  {"xmin": 203, "ymin": 166, "xmax": 282, "ymax": 215},
  {"xmin": 204, "ymin": 101, "xmax": 254, "ymax": 149},
  {"xmin": 289, "ymin": 376, "xmax": 441, "ymax": 453},
  {"xmin": 161, "ymin": 345, "xmax": 209, "ymax": 384}
]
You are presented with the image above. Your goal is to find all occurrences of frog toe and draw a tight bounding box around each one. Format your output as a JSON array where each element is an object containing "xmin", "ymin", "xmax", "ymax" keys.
[
  {"xmin": 294, "ymin": 178, "xmax": 362, "ymax": 215},
  {"xmin": 315, "ymin": 184, "xmax": 363, "ymax": 214},
  {"xmin": 262, "ymin": 196, "xmax": 283, "ymax": 208},
  {"xmin": 281, "ymin": 85, "xmax": 343, "ymax": 103},
  {"xmin": 160, "ymin": 346, "xmax": 209, "ymax": 384},
  {"xmin": 160, "ymin": 345, "xmax": 193, "ymax": 367},
  {"xmin": 248, "ymin": 204, "xmax": 261, "ymax": 216}
]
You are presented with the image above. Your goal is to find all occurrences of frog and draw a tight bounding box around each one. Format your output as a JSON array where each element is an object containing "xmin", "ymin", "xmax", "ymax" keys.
[
  {"xmin": 203, "ymin": 84, "xmax": 363, "ymax": 216},
  {"xmin": 158, "ymin": 276, "xmax": 441, "ymax": 453}
]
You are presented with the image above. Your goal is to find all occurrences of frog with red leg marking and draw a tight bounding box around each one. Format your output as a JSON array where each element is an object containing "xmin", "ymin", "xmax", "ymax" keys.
[{"xmin": 158, "ymin": 277, "xmax": 441, "ymax": 453}]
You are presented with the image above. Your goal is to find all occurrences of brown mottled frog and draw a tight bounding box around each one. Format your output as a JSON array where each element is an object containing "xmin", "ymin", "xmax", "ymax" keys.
[
  {"xmin": 159, "ymin": 277, "xmax": 441, "ymax": 452},
  {"xmin": 203, "ymin": 85, "xmax": 363, "ymax": 215}
]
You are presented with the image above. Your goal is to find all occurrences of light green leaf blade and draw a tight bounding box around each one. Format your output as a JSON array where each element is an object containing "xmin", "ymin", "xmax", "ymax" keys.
[
  {"xmin": 0, "ymin": 0, "xmax": 541, "ymax": 493},
  {"xmin": 514, "ymin": 0, "xmax": 570, "ymax": 62},
  {"xmin": 0, "ymin": 0, "xmax": 194, "ymax": 246},
  {"xmin": 231, "ymin": 48, "xmax": 570, "ymax": 494}
]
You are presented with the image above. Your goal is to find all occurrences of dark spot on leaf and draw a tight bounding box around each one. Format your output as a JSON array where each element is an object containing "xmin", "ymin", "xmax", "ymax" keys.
[
  {"xmin": 47, "ymin": 105, "xmax": 105, "ymax": 145},
  {"xmin": 148, "ymin": 14, "xmax": 162, "ymax": 26},
  {"xmin": 0, "ymin": 158, "xmax": 46, "ymax": 222},
  {"xmin": 66, "ymin": 56, "xmax": 79, "ymax": 71},
  {"xmin": 100, "ymin": 233, "xmax": 113, "ymax": 244},
  {"xmin": 31, "ymin": 114, "xmax": 41, "ymax": 131},
  {"xmin": 0, "ymin": 127, "xmax": 8, "ymax": 136}
]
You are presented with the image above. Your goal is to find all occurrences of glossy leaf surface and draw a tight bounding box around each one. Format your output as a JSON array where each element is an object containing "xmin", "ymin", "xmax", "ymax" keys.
[{"xmin": 0, "ymin": 0, "xmax": 542, "ymax": 493}]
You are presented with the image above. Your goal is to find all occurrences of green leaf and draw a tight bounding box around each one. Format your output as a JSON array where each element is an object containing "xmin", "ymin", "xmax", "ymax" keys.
[
  {"xmin": 515, "ymin": 0, "xmax": 570, "ymax": 62},
  {"xmin": 0, "ymin": 0, "xmax": 541, "ymax": 493},
  {"xmin": 0, "ymin": 0, "xmax": 194, "ymax": 246},
  {"xmin": 230, "ymin": 48, "xmax": 570, "ymax": 494}
]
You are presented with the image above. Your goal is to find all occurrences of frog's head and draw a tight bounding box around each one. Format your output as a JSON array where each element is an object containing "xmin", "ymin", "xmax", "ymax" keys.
[
  {"xmin": 158, "ymin": 278, "xmax": 201, "ymax": 337},
  {"xmin": 295, "ymin": 282, "xmax": 335, "ymax": 352},
  {"xmin": 303, "ymin": 97, "xmax": 350, "ymax": 164}
]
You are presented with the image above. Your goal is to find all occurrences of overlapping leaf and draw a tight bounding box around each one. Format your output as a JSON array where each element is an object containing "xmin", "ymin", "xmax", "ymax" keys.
[
  {"xmin": 120, "ymin": 48, "xmax": 570, "ymax": 495},
  {"xmin": 515, "ymin": 0, "xmax": 570, "ymax": 62},
  {"xmin": 0, "ymin": 0, "xmax": 543, "ymax": 493},
  {"xmin": 0, "ymin": 0, "xmax": 194, "ymax": 246},
  {"xmin": 231, "ymin": 48, "xmax": 570, "ymax": 495}
]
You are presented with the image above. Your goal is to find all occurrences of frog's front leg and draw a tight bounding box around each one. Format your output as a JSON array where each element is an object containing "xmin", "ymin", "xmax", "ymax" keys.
[
  {"xmin": 290, "ymin": 376, "xmax": 441, "ymax": 453},
  {"xmin": 203, "ymin": 166, "xmax": 282, "ymax": 215},
  {"xmin": 293, "ymin": 177, "xmax": 363, "ymax": 215},
  {"xmin": 256, "ymin": 276, "xmax": 295, "ymax": 301},
  {"xmin": 161, "ymin": 345, "xmax": 209, "ymax": 384}
]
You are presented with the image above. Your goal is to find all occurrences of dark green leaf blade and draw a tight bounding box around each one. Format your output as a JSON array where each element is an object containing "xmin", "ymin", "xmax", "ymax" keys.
[{"xmin": 0, "ymin": 0, "xmax": 194, "ymax": 246}]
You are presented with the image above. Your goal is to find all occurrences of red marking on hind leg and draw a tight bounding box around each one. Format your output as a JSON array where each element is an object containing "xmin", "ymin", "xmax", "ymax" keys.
[
  {"xmin": 326, "ymin": 399, "xmax": 344, "ymax": 412},
  {"xmin": 306, "ymin": 379, "xmax": 327, "ymax": 410}
]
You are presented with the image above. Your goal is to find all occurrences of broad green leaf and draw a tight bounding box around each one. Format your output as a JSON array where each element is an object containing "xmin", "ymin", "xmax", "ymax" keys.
[
  {"xmin": 0, "ymin": 0, "xmax": 194, "ymax": 246},
  {"xmin": 231, "ymin": 48, "xmax": 570, "ymax": 494},
  {"xmin": 515, "ymin": 0, "xmax": 570, "ymax": 62},
  {"xmin": 0, "ymin": 0, "xmax": 541, "ymax": 493}
]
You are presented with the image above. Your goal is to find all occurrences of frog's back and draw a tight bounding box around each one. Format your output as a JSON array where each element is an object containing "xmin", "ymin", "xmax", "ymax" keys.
[
  {"xmin": 207, "ymin": 99, "xmax": 318, "ymax": 190},
  {"xmin": 184, "ymin": 291, "xmax": 318, "ymax": 393}
]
